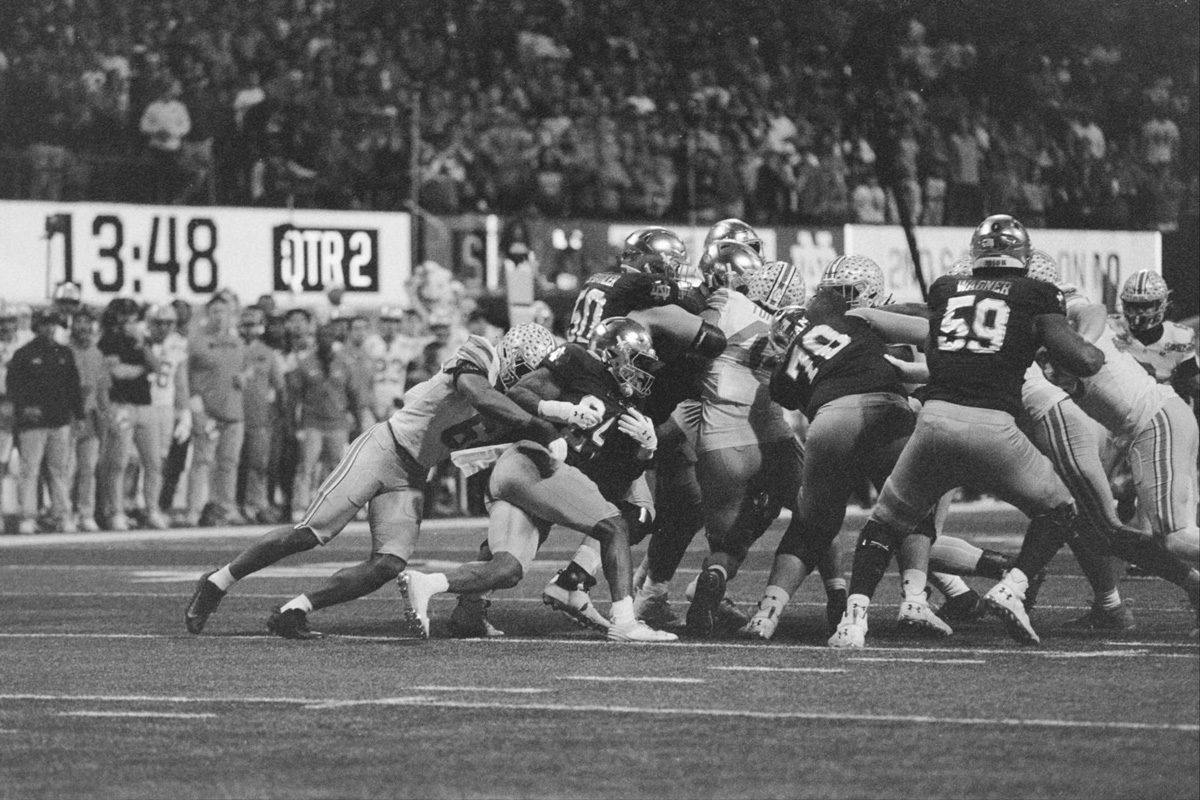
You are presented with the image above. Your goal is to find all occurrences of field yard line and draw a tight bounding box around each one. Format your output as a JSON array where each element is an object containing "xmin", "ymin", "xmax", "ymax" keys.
[
  {"xmin": 58, "ymin": 711, "xmax": 217, "ymax": 719},
  {"xmin": 407, "ymin": 686, "xmax": 550, "ymax": 694},
  {"xmin": 4, "ymin": 693, "xmax": 1194, "ymax": 733},
  {"xmin": 711, "ymin": 666, "xmax": 847, "ymax": 673},
  {"xmin": 848, "ymin": 658, "xmax": 986, "ymax": 664},
  {"xmin": 1103, "ymin": 641, "xmax": 1199, "ymax": 648},
  {"xmin": 1042, "ymin": 650, "xmax": 1152, "ymax": 658},
  {"xmin": 557, "ymin": 676, "xmax": 704, "ymax": 683}
]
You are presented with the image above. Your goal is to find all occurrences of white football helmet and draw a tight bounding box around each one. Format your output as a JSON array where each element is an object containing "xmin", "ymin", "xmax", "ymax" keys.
[
  {"xmin": 947, "ymin": 258, "xmax": 974, "ymax": 277},
  {"xmin": 498, "ymin": 323, "xmax": 558, "ymax": 389},
  {"xmin": 817, "ymin": 255, "xmax": 885, "ymax": 308},
  {"xmin": 589, "ymin": 316, "xmax": 660, "ymax": 397},
  {"xmin": 1025, "ymin": 249, "xmax": 1060, "ymax": 285},
  {"xmin": 1120, "ymin": 270, "xmax": 1170, "ymax": 331},
  {"xmin": 745, "ymin": 260, "xmax": 806, "ymax": 312}
]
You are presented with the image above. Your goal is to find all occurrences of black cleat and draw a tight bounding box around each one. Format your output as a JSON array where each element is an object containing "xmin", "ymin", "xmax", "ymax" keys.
[
  {"xmin": 448, "ymin": 597, "xmax": 505, "ymax": 638},
  {"xmin": 937, "ymin": 589, "xmax": 986, "ymax": 623},
  {"xmin": 267, "ymin": 607, "xmax": 323, "ymax": 640},
  {"xmin": 686, "ymin": 568, "xmax": 727, "ymax": 637},
  {"xmin": 825, "ymin": 588, "xmax": 848, "ymax": 637},
  {"xmin": 184, "ymin": 570, "xmax": 226, "ymax": 634}
]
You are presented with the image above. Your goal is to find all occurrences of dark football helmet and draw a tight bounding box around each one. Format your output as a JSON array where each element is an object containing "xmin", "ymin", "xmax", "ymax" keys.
[
  {"xmin": 703, "ymin": 218, "xmax": 764, "ymax": 258},
  {"xmin": 769, "ymin": 304, "xmax": 808, "ymax": 352},
  {"xmin": 620, "ymin": 227, "xmax": 689, "ymax": 279},
  {"xmin": 588, "ymin": 316, "xmax": 660, "ymax": 397},
  {"xmin": 698, "ymin": 239, "xmax": 763, "ymax": 292},
  {"xmin": 969, "ymin": 214, "xmax": 1032, "ymax": 272},
  {"xmin": 498, "ymin": 323, "xmax": 559, "ymax": 389}
]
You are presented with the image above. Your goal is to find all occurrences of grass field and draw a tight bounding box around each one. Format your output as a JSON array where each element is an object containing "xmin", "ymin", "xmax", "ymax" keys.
[{"xmin": 1, "ymin": 504, "xmax": 1196, "ymax": 800}]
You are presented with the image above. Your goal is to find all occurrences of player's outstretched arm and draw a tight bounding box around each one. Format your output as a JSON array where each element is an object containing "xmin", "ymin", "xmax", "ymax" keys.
[
  {"xmin": 1064, "ymin": 300, "xmax": 1109, "ymax": 343},
  {"xmin": 506, "ymin": 366, "xmax": 603, "ymax": 429},
  {"xmin": 629, "ymin": 305, "xmax": 727, "ymax": 358},
  {"xmin": 1035, "ymin": 313, "xmax": 1104, "ymax": 378},
  {"xmin": 455, "ymin": 371, "xmax": 558, "ymax": 442},
  {"xmin": 848, "ymin": 308, "xmax": 929, "ymax": 347}
]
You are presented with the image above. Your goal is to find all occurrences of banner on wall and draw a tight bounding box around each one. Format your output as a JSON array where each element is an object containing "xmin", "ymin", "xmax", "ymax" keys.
[
  {"xmin": 0, "ymin": 201, "xmax": 412, "ymax": 304},
  {"xmin": 844, "ymin": 225, "xmax": 1161, "ymax": 309}
]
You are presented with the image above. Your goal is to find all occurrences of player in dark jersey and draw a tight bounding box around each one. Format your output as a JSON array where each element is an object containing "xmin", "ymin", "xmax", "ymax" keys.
[
  {"xmin": 502, "ymin": 316, "xmax": 678, "ymax": 641},
  {"xmin": 829, "ymin": 215, "xmax": 1105, "ymax": 648}
]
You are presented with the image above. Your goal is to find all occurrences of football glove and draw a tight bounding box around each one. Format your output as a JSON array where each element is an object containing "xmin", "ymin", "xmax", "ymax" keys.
[
  {"xmin": 538, "ymin": 398, "xmax": 604, "ymax": 429},
  {"xmin": 617, "ymin": 408, "xmax": 657, "ymax": 453}
]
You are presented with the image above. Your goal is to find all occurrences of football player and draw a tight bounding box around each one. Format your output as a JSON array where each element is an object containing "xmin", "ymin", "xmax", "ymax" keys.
[
  {"xmin": 496, "ymin": 317, "xmax": 678, "ymax": 641},
  {"xmin": 1111, "ymin": 270, "xmax": 1197, "ymax": 399},
  {"xmin": 830, "ymin": 214, "xmax": 1106, "ymax": 647},
  {"xmin": 183, "ymin": 329, "xmax": 594, "ymax": 639}
]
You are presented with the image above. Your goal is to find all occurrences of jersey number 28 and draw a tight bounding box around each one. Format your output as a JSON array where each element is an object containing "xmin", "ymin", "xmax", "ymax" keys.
[{"xmin": 938, "ymin": 295, "xmax": 1011, "ymax": 354}]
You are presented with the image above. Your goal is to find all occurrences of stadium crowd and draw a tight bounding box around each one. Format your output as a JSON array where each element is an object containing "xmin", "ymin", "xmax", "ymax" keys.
[
  {"xmin": 1, "ymin": 1, "xmax": 1196, "ymax": 230},
  {"xmin": 0, "ymin": 261, "xmax": 514, "ymax": 534}
]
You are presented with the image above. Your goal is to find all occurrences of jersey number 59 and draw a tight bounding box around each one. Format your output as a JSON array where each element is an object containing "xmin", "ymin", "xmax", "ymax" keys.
[{"xmin": 938, "ymin": 296, "xmax": 1011, "ymax": 354}]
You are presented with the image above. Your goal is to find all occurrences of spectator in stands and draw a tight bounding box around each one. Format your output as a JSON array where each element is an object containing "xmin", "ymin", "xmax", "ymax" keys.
[
  {"xmin": 852, "ymin": 172, "xmax": 888, "ymax": 224},
  {"xmin": 98, "ymin": 299, "xmax": 163, "ymax": 531},
  {"xmin": 9, "ymin": 309, "xmax": 82, "ymax": 534},
  {"xmin": 947, "ymin": 114, "xmax": 985, "ymax": 225},
  {"xmin": 67, "ymin": 309, "xmax": 105, "ymax": 532},
  {"xmin": 187, "ymin": 294, "xmax": 246, "ymax": 527},
  {"xmin": 139, "ymin": 78, "xmax": 192, "ymax": 203},
  {"xmin": 0, "ymin": 305, "xmax": 20, "ymax": 512},
  {"xmin": 238, "ymin": 305, "xmax": 285, "ymax": 524}
]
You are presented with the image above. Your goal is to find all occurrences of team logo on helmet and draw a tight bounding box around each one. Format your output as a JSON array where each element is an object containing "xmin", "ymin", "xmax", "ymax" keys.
[
  {"xmin": 745, "ymin": 260, "xmax": 806, "ymax": 312},
  {"xmin": 620, "ymin": 227, "xmax": 689, "ymax": 279},
  {"xmin": 817, "ymin": 255, "xmax": 886, "ymax": 308},
  {"xmin": 698, "ymin": 239, "xmax": 763, "ymax": 292},
  {"xmin": 703, "ymin": 218, "xmax": 764, "ymax": 258},
  {"xmin": 1120, "ymin": 270, "xmax": 1170, "ymax": 332},
  {"xmin": 498, "ymin": 323, "xmax": 558, "ymax": 389},
  {"xmin": 588, "ymin": 316, "xmax": 660, "ymax": 398},
  {"xmin": 969, "ymin": 214, "xmax": 1032, "ymax": 272},
  {"xmin": 1025, "ymin": 249, "xmax": 1061, "ymax": 285}
]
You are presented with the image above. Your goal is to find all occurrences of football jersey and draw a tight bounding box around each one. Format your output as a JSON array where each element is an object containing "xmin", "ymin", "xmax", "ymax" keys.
[
  {"xmin": 925, "ymin": 273, "xmax": 1065, "ymax": 417},
  {"xmin": 566, "ymin": 271, "xmax": 671, "ymax": 344},
  {"xmin": 387, "ymin": 335, "xmax": 500, "ymax": 468},
  {"xmin": 543, "ymin": 342, "xmax": 648, "ymax": 497},
  {"xmin": 149, "ymin": 332, "xmax": 189, "ymax": 409},
  {"xmin": 1108, "ymin": 316, "xmax": 1196, "ymax": 383},
  {"xmin": 770, "ymin": 309, "xmax": 906, "ymax": 420},
  {"xmin": 698, "ymin": 289, "xmax": 793, "ymax": 451}
]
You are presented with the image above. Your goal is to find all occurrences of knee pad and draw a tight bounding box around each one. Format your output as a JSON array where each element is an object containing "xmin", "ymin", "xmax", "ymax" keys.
[
  {"xmin": 856, "ymin": 518, "xmax": 900, "ymax": 554},
  {"xmin": 618, "ymin": 501, "xmax": 654, "ymax": 546}
]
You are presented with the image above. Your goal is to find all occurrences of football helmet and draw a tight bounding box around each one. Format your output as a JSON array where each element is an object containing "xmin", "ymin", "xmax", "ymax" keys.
[
  {"xmin": 1120, "ymin": 270, "xmax": 1170, "ymax": 332},
  {"xmin": 703, "ymin": 218, "xmax": 764, "ymax": 258},
  {"xmin": 769, "ymin": 305, "xmax": 808, "ymax": 352},
  {"xmin": 817, "ymin": 255, "xmax": 886, "ymax": 308},
  {"xmin": 588, "ymin": 316, "xmax": 660, "ymax": 398},
  {"xmin": 1025, "ymin": 249, "xmax": 1060, "ymax": 285},
  {"xmin": 969, "ymin": 214, "xmax": 1031, "ymax": 272},
  {"xmin": 620, "ymin": 227, "xmax": 689, "ymax": 279},
  {"xmin": 745, "ymin": 260, "xmax": 806, "ymax": 312},
  {"xmin": 947, "ymin": 258, "xmax": 974, "ymax": 277},
  {"xmin": 498, "ymin": 323, "xmax": 558, "ymax": 389},
  {"xmin": 698, "ymin": 239, "xmax": 763, "ymax": 292}
]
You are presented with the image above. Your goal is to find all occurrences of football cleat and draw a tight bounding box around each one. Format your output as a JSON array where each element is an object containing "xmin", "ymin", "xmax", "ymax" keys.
[
  {"xmin": 634, "ymin": 589, "xmax": 681, "ymax": 627},
  {"xmin": 266, "ymin": 607, "xmax": 323, "ymax": 640},
  {"xmin": 685, "ymin": 567, "xmax": 727, "ymax": 637},
  {"xmin": 937, "ymin": 589, "xmax": 986, "ymax": 623},
  {"xmin": 542, "ymin": 575, "xmax": 611, "ymax": 632},
  {"xmin": 607, "ymin": 619, "xmax": 679, "ymax": 643},
  {"xmin": 397, "ymin": 570, "xmax": 438, "ymax": 639},
  {"xmin": 825, "ymin": 588, "xmax": 848, "ymax": 637},
  {"xmin": 184, "ymin": 569, "xmax": 226, "ymax": 634},
  {"xmin": 448, "ymin": 596, "xmax": 505, "ymax": 638},
  {"xmin": 897, "ymin": 598, "xmax": 954, "ymax": 638},
  {"xmin": 715, "ymin": 598, "xmax": 750, "ymax": 632},
  {"xmin": 983, "ymin": 580, "xmax": 1040, "ymax": 645},
  {"xmin": 828, "ymin": 604, "xmax": 868, "ymax": 649},
  {"xmin": 1065, "ymin": 602, "xmax": 1136, "ymax": 632},
  {"xmin": 740, "ymin": 612, "xmax": 778, "ymax": 641}
]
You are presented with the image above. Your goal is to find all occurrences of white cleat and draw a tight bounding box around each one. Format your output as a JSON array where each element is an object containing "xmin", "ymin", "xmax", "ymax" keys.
[
  {"xmin": 543, "ymin": 580, "xmax": 611, "ymax": 632},
  {"xmin": 740, "ymin": 613, "xmax": 778, "ymax": 641},
  {"xmin": 828, "ymin": 605, "xmax": 868, "ymax": 649},
  {"xmin": 984, "ymin": 580, "xmax": 1040, "ymax": 645},
  {"xmin": 607, "ymin": 619, "xmax": 679, "ymax": 643},
  {"xmin": 397, "ymin": 570, "xmax": 438, "ymax": 639},
  {"xmin": 634, "ymin": 589, "xmax": 681, "ymax": 627},
  {"xmin": 897, "ymin": 598, "xmax": 954, "ymax": 638}
]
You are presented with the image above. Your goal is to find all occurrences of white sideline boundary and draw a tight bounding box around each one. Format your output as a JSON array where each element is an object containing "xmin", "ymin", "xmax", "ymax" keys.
[{"xmin": 1, "ymin": 692, "xmax": 1194, "ymax": 733}]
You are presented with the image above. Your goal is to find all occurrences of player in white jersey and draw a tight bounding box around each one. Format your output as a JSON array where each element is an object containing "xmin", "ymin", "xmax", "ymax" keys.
[
  {"xmin": 140, "ymin": 305, "xmax": 190, "ymax": 529},
  {"xmin": 682, "ymin": 241, "xmax": 809, "ymax": 636},
  {"xmin": 183, "ymin": 333, "xmax": 581, "ymax": 639},
  {"xmin": 1110, "ymin": 270, "xmax": 1197, "ymax": 396},
  {"xmin": 364, "ymin": 307, "xmax": 427, "ymax": 419}
]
